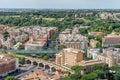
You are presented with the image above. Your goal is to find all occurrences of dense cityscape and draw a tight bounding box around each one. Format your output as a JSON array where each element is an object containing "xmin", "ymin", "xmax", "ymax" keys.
[{"xmin": 0, "ymin": 8, "xmax": 120, "ymax": 80}]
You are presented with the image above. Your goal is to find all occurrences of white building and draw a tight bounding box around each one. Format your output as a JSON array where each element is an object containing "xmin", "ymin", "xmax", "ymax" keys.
[{"xmin": 87, "ymin": 49, "xmax": 100, "ymax": 60}]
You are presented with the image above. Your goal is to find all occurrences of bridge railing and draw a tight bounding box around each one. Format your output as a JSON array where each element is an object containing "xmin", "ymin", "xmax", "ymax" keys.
[
  {"xmin": 25, "ymin": 57, "xmax": 74, "ymax": 73},
  {"xmin": 0, "ymin": 49, "xmax": 59, "ymax": 54}
]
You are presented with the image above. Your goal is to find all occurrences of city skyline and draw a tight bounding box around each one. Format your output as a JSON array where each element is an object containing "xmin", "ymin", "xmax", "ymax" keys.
[{"xmin": 0, "ymin": 0, "xmax": 120, "ymax": 9}]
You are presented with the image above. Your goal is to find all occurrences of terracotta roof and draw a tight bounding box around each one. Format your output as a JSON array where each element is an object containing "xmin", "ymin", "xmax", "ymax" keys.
[
  {"xmin": 78, "ymin": 60, "xmax": 103, "ymax": 66},
  {"xmin": 24, "ymin": 70, "xmax": 48, "ymax": 80}
]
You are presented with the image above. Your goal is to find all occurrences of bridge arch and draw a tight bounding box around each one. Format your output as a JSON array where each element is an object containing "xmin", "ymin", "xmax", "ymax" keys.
[
  {"xmin": 33, "ymin": 61, "xmax": 38, "ymax": 66},
  {"xmin": 39, "ymin": 63, "xmax": 44, "ymax": 67},
  {"xmin": 26, "ymin": 60, "xmax": 31, "ymax": 64},
  {"xmin": 45, "ymin": 65, "xmax": 50, "ymax": 70},
  {"xmin": 51, "ymin": 67, "xmax": 56, "ymax": 72}
]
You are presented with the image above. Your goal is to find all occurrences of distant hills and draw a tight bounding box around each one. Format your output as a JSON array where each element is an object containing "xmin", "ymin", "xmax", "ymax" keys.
[{"xmin": 0, "ymin": 8, "xmax": 120, "ymax": 12}]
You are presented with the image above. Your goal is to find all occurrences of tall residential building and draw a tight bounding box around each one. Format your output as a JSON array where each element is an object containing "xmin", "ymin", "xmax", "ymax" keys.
[
  {"xmin": 56, "ymin": 48, "xmax": 83, "ymax": 67},
  {"xmin": 0, "ymin": 55, "xmax": 19, "ymax": 77}
]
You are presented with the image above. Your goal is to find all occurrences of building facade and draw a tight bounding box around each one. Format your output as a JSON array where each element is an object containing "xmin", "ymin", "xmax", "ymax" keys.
[
  {"xmin": 102, "ymin": 33, "xmax": 120, "ymax": 47},
  {"xmin": 0, "ymin": 55, "xmax": 19, "ymax": 77},
  {"xmin": 98, "ymin": 53, "xmax": 116, "ymax": 67},
  {"xmin": 59, "ymin": 34, "xmax": 87, "ymax": 50},
  {"xmin": 56, "ymin": 48, "xmax": 83, "ymax": 67},
  {"xmin": 87, "ymin": 48, "xmax": 100, "ymax": 60}
]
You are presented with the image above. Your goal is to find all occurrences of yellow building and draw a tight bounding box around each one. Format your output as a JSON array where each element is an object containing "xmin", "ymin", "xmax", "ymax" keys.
[
  {"xmin": 98, "ymin": 53, "xmax": 116, "ymax": 67},
  {"xmin": 56, "ymin": 48, "xmax": 83, "ymax": 67}
]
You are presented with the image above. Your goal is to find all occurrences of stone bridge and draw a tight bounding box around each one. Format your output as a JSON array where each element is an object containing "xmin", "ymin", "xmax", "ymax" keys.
[{"xmin": 25, "ymin": 57, "xmax": 73, "ymax": 73}]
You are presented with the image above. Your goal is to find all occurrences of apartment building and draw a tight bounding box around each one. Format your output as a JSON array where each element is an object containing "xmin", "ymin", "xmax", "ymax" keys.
[
  {"xmin": 56, "ymin": 48, "xmax": 83, "ymax": 67},
  {"xmin": 78, "ymin": 60, "xmax": 103, "ymax": 73},
  {"xmin": 23, "ymin": 26, "xmax": 57, "ymax": 38},
  {"xmin": 25, "ymin": 37, "xmax": 47, "ymax": 50},
  {"xmin": 24, "ymin": 26, "xmax": 57, "ymax": 50},
  {"xmin": 87, "ymin": 48, "xmax": 100, "ymax": 60},
  {"xmin": 102, "ymin": 33, "xmax": 120, "ymax": 47},
  {"xmin": 100, "ymin": 48, "xmax": 120, "ymax": 66},
  {"xmin": 0, "ymin": 55, "xmax": 19, "ymax": 77},
  {"xmin": 59, "ymin": 34, "xmax": 87, "ymax": 50},
  {"xmin": 98, "ymin": 53, "xmax": 116, "ymax": 67},
  {"xmin": 59, "ymin": 26, "xmax": 87, "ymax": 50}
]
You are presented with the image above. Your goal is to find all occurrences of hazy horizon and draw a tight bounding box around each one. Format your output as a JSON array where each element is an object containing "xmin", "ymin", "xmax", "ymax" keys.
[{"xmin": 0, "ymin": 0, "xmax": 120, "ymax": 9}]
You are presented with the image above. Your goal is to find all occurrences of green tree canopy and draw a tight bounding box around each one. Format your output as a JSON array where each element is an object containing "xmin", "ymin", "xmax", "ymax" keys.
[
  {"xmin": 18, "ymin": 45, "xmax": 24, "ymax": 50},
  {"xmin": 79, "ymin": 28, "xmax": 88, "ymax": 35},
  {"xmin": 95, "ymin": 35, "xmax": 103, "ymax": 42},
  {"xmin": 70, "ymin": 73, "xmax": 81, "ymax": 80},
  {"xmin": 71, "ymin": 65, "xmax": 85, "ymax": 73},
  {"xmin": 93, "ymin": 70, "xmax": 105, "ymax": 79},
  {"xmin": 81, "ymin": 72, "xmax": 97, "ymax": 80},
  {"xmin": 114, "ymin": 70, "xmax": 120, "ymax": 80},
  {"xmin": 5, "ymin": 76, "xmax": 18, "ymax": 80}
]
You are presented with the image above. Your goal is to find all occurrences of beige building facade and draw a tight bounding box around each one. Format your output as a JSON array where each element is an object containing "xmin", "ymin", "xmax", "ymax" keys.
[{"xmin": 56, "ymin": 48, "xmax": 83, "ymax": 67}]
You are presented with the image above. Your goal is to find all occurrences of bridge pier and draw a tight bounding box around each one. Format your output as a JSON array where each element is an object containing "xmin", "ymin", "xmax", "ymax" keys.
[
  {"xmin": 30, "ymin": 61, "xmax": 33, "ymax": 65},
  {"xmin": 25, "ymin": 57, "xmax": 72, "ymax": 73}
]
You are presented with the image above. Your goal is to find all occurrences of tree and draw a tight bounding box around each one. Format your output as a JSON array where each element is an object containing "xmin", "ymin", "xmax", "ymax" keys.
[
  {"xmin": 71, "ymin": 65, "xmax": 85, "ymax": 74},
  {"xmin": 5, "ymin": 76, "xmax": 18, "ymax": 80},
  {"xmin": 93, "ymin": 70, "xmax": 105, "ymax": 79},
  {"xmin": 115, "ymin": 44, "xmax": 120, "ymax": 48},
  {"xmin": 79, "ymin": 28, "xmax": 88, "ymax": 35},
  {"xmin": 110, "ymin": 66, "xmax": 120, "ymax": 71},
  {"xmin": 43, "ymin": 55, "xmax": 50, "ymax": 60},
  {"xmin": 114, "ymin": 70, "xmax": 120, "ymax": 80},
  {"xmin": 70, "ymin": 73, "xmax": 81, "ymax": 80},
  {"xmin": 96, "ymin": 42, "xmax": 101, "ymax": 48},
  {"xmin": 86, "ymin": 34, "xmax": 94, "ymax": 42},
  {"xmin": 50, "ymin": 33, "xmax": 57, "ymax": 41},
  {"xmin": 18, "ymin": 45, "xmax": 24, "ymax": 50},
  {"xmin": 108, "ymin": 66, "xmax": 120, "ymax": 80},
  {"xmin": 18, "ymin": 57, "xmax": 25, "ymax": 64},
  {"xmin": 92, "ymin": 64, "xmax": 103, "ymax": 71},
  {"xmin": 72, "ymin": 19, "xmax": 84, "ymax": 25},
  {"xmin": 5, "ymin": 76, "xmax": 14, "ymax": 80},
  {"xmin": 60, "ymin": 45, "xmax": 66, "ymax": 49},
  {"xmin": 4, "ymin": 31, "xmax": 9, "ymax": 40},
  {"xmin": 62, "ymin": 77, "xmax": 72, "ymax": 80},
  {"xmin": 95, "ymin": 35, "xmax": 103, "ymax": 43},
  {"xmin": 81, "ymin": 72, "xmax": 97, "ymax": 80}
]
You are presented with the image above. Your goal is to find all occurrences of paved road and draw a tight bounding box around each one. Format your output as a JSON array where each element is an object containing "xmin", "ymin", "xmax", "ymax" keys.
[
  {"xmin": 15, "ymin": 64, "xmax": 55, "ymax": 79},
  {"xmin": 0, "ymin": 64, "xmax": 34, "ymax": 80},
  {"xmin": 14, "ymin": 65, "xmax": 38, "ymax": 79}
]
